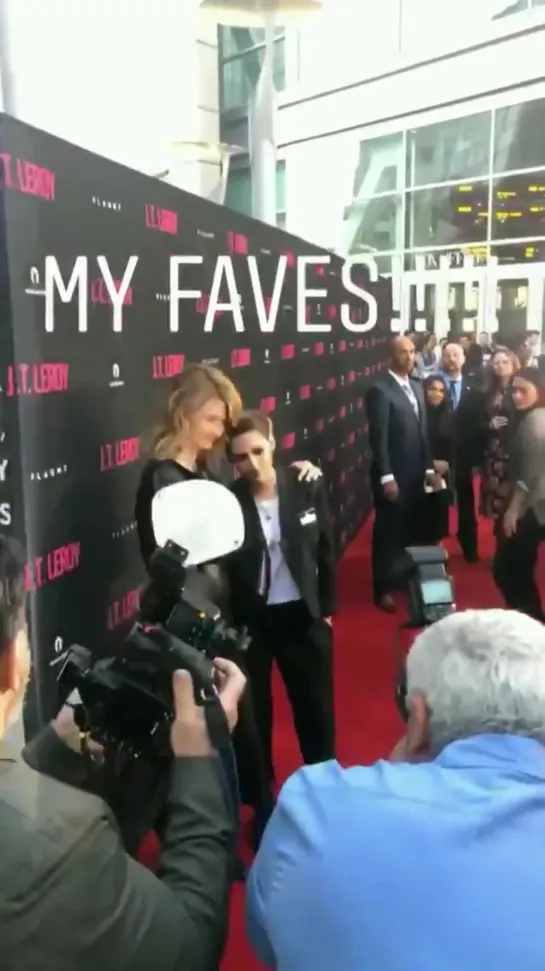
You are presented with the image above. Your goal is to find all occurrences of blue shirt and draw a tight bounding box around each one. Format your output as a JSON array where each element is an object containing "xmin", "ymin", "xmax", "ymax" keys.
[
  {"xmin": 436, "ymin": 369, "xmax": 462, "ymax": 408},
  {"xmin": 246, "ymin": 735, "xmax": 545, "ymax": 971}
]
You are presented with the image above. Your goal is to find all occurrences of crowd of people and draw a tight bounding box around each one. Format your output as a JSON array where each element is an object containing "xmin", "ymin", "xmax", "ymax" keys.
[
  {"xmin": 367, "ymin": 329, "xmax": 545, "ymax": 621},
  {"xmin": 1, "ymin": 338, "xmax": 545, "ymax": 970}
]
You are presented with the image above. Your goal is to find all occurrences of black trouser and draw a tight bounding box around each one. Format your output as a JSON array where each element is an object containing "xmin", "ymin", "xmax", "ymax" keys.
[
  {"xmin": 372, "ymin": 483, "xmax": 423, "ymax": 601},
  {"xmin": 493, "ymin": 510, "xmax": 545, "ymax": 621},
  {"xmin": 454, "ymin": 467, "xmax": 478, "ymax": 558},
  {"xmin": 245, "ymin": 601, "xmax": 335, "ymax": 781}
]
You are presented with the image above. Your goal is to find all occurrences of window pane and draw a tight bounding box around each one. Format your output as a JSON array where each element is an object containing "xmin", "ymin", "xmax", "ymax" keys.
[
  {"xmin": 353, "ymin": 133, "xmax": 404, "ymax": 196},
  {"xmin": 276, "ymin": 160, "xmax": 286, "ymax": 212},
  {"xmin": 491, "ymin": 240, "xmax": 545, "ymax": 263},
  {"xmin": 343, "ymin": 195, "xmax": 402, "ymax": 254},
  {"xmin": 407, "ymin": 181, "xmax": 489, "ymax": 247},
  {"xmin": 400, "ymin": 0, "xmax": 529, "ymax": 55},
  {"xmin": 491, "ymin": 171, "xmax": 545, "ymax": 238},
  {"xmin": 494, "ymin": 99, "xmax": 545, "ymax": 172},
  {"xmin": 220, "ymin": 26, "xmax": 284, "ymax": 59},
  {"xmin": 407, "ymin": 113, "xmax": 491, "ymax": 187},
  {"xmin": 225, "ymin": 169, "xmax": 252, "ymax": 215},
  {"xmin": 221, "ymin": 39, "xmax": 285, "ymax": 110}
]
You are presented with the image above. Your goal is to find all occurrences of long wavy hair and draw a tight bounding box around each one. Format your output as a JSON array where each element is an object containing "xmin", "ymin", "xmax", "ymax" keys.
[
  {"xmin": 483, "ymin": 346, "xmax": 520, "ymax": 400},
  {"xmin": 150, "ymin": 363, "xmax": 243, "ymax": 461}
]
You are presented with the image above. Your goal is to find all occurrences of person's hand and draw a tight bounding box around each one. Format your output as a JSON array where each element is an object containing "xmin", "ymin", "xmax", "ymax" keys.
[
  {"xmin": 490, "ymin": 415, "xmax": 508, "ymax": 429},
  {"xmin": 291, "ymin": 460, "xmax": 322, "ymax": 482},
  {"xmin": 503, "ymin": 507, "xmax": 519, "ymax": 537},
  {"xmin": 434, "ymin": 460, "xmax": 449, "ymax": 475},
  {"xmin": 389, "ymin": 736, "xmax": 409, "ymax": 762},
  {"xmin": 52, "ymin": 701, "xmax": 104, "ymax": 761},
  {"xmin": 383, "ymin": 480, "xmax": 399, "ymax": 501},
  {"xmin": 323, "ymin": 616, "xmax": 333, "ymax": 627},
  {"xmin": 425, "ymin": 472, "xmax": 443, "ymax": 492},
  {"xmin": 170, "ymin": 659, "xmax": 246, "ymax": 758}
]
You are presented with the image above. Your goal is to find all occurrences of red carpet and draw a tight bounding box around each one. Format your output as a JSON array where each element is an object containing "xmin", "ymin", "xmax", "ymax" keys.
[{"xmin": 139, "ymin": 513, "xmax": 541, "ymax": 969}]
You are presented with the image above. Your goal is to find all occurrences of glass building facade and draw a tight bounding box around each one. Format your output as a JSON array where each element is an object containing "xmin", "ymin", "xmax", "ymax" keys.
[{"xmin": 219, "ymin": 26, "xmax": 286, "ymax": 111}]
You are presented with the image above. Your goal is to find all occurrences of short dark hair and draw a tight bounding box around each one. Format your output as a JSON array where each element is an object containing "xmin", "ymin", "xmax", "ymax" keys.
[
  {"xmin": 228, "ymin": 409, "xmax": 272, "ymax": 444},
  {"xmin": 0, "ymin": 536, "xmax": 26, "ymax": 659}
]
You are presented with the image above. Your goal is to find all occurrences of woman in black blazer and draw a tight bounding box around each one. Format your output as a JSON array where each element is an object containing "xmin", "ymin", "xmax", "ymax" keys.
[
  {"xmin": 419, "ymin": 375, "xmax": 454, "ymax": 543},
  {"xmin": 134, "ymin": 363, "xmax": 321, "ymax": 853}
]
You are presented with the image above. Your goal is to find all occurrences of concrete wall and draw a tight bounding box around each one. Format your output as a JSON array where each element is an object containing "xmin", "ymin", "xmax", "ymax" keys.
[{"xmin": 0, "ymin": 0, "xmax": 221, "ymax": 196}]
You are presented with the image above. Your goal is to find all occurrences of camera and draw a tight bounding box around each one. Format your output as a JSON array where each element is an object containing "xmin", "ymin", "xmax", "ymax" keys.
[
  {"xmin": 57, "ymin": 540, "xmax": 250, "ymax": 760},
  {"xmin": 395, "ymin": 545, "xmax": 455, "ymax": 722},
  {"xmin": 405, "ymin": 546, "xmax": 455, "ymax": 628},
  {"xmin": 57, "ymin": 479, "xmax": 248, "ymax": 762}
]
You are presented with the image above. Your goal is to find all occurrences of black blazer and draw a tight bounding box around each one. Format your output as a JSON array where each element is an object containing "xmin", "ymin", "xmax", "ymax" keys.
[
  {"xmin": 365, "ymin": 373, "xmax": 433, "ymax": 488},
  {"xmin": 225, "ymin": 466, "xmax": 336, "ymax": 623}
]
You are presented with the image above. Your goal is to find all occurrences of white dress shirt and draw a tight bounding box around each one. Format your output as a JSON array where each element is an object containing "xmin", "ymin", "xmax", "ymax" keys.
[{"xmin": 255, "ymin": 496, "xmax": 301, "ymax": 604}]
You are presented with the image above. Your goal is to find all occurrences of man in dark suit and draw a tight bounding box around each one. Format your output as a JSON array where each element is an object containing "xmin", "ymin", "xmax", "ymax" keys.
[
  {"xmin": 366, "ymin": 335, "xmax": 441, "ymax": 612},
  {"xmin": 225, "ymin": 410, "xmax": 336, "ymax": 786},
  {"xmin": 435, "ymin": 341, "xmax": 483, "ymax": 562},
  {"xmin": 0, "ymin": 534, "xmax": 246, "ymax": 971}
]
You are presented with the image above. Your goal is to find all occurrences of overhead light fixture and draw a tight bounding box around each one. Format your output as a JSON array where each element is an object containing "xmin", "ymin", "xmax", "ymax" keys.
[{"xmin": 199, "ymin": 0, "xmax": 323, "ymax": 25}]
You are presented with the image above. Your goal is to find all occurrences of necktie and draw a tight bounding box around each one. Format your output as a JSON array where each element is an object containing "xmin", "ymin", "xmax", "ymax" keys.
[
  {"xmin": 449, "ymin": 380, "xmax": 458, "ymax": 408},
  {"xmin": 402, "ymin": 382, "xmax": 418, "ymax": 415}
]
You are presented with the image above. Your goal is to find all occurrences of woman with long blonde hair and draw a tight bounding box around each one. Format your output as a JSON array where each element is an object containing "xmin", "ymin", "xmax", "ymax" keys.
[{"xmin": 136, "ymin": 362, "xmax": 320, "ymax": 570}]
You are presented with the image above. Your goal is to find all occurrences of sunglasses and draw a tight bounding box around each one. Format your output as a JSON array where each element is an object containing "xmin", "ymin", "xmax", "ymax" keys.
[{"xmin": 231, "ymin": 446, "xmax": 265, "ymax": 463}]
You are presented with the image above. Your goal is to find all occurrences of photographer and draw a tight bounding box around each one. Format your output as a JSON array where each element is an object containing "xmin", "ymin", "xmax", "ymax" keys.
[{"xmin": 0, "ymin": 536, "xmax": 246, "ymax": 971}]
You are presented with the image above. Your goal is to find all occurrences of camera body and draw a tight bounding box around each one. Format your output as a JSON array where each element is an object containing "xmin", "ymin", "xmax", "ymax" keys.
[
  {"xmin": 57, "ymin": 541, "xmax": 249, "ymax": 760},
  {"xmin": 405, "ymin": 545, "xmax": 455, "ymax": 628},
  {"xmin": 395, "ymin": 545, "xmax": 455, "ymax": 722}
]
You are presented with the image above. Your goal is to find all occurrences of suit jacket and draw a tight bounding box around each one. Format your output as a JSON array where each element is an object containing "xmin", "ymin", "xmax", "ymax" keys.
[
  {"xmin": 435, "ymin": 371, "xmax": 488, "ymax": 471},
  {"xmin": 226, "ymin": 466, "xmax": 336, "ymax": 623},
  {"xmin": 0, "ymin": 727, "xmax": 234, "ymax": 971},
  {"xmin": 365, "ymin": 373, "xmax": 433, "ymax": 489}
]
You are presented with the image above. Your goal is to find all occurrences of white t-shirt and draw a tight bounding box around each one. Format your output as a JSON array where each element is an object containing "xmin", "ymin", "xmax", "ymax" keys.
[{"xmin": 255, "ymin": 496, "xmax": 301, "ymax": 605}]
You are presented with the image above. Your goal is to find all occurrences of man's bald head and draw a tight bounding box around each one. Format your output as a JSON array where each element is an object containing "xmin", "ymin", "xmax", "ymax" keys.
[
  {"xmin": 389, "ymin": 335, "xmax": 415, "ymax": 376},
  {"xmin": 441, "ymin": 342, "xmax": 465, "ymax": 375}
]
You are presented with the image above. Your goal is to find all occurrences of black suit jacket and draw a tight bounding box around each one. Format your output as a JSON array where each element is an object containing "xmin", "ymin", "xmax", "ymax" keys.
[
  {"xmin": 226, "ymin": 466, "xmax": 336, "ymax": 623},
  {"xmin": 365, "ymin": 373, "xmax": 433, "ymax": 489},
  {"xmin": 1, "ymin": 728, "xmax": 234, "ymax": 971}
]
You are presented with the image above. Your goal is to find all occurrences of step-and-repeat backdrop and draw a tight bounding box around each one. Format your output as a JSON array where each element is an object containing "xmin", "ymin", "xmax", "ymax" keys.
[{"xmin": 0, "ymin": 114, "xmax": 390, "ymax": 724}]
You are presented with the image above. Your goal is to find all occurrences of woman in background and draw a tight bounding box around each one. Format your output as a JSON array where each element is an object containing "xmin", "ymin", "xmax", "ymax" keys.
[
  {"xmin": 479, "ymin": 347, "xmax": 520, "ymax": 550},
  {"xmin": 493, "ymin": 368, "xmax": 545, "ymax": 620},
  {"xmin": 414, "ymin": 332, "xmax": 439, "ymax": 377},
  {"xmin": 420, "ymin": 375, "xmax": 453, "ymax": 543},
  {"xmin": 135, "ymin": 363, "xmax": 322, "ymax": 855}
]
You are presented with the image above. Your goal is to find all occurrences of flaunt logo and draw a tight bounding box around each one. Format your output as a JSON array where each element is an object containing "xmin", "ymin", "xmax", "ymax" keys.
[
  {"xmin": 3, "ymin": 362, "xmax": 68, "ymax": 395},
  {"xmin": 0, "ymin": 154, "xmax": 55, "ymax": 200},
  {"xmin": 24, "ymin": 542, "xmax": 80, "ymax": 592},
  {"xmin": 91, "ymin": 278, "xmax": 133, "ymax": 305}
]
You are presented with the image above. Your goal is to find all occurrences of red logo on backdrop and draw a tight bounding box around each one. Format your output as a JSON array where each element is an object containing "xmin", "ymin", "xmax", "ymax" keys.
[
  {"xmin": 260, "ymin": 396, "xmax": 276, "ymax": 414},
  {"xmin": 299, "ymin": 385, "xmax": 311, "ymax": 400},
  {"xmin": 0, "ymin": 154, "xmax": 55, "ymax": 200},
  {"xmin": 5, "ymin": 363, "xmax": 68, "ymax": 396},
  {"xmin": 327, "ymin": 448, "xmax": 336, "ymax": 462},
  {"xmin": 196, "ymin": 294, "xmax": 224, "ymax": 323},
  {"xmin": 364, "ymin": 421, "xmax": 369, "ymax": 433},
  {"xmin": 356, "ymin": 339, "xmax": 364, "ymax": 349},
  {"xmin": 281, "ymin": 432, "xmax": 295, "ymax": 450},
  {"xmin": 315, "ymin": 418, "xmax": 325, "ymax": 432},
  {"xmin": 314, "ymin": 265, "xmax": 325, "ymax": 277},
  {"xmin": 326, "ymin": 377, "xmax": 336, "ymax": 390},
  {"xmin": 340, "ymin": 470, "xmax": 346, "ymax": 484},
  {"xmin": 24, "ymin": 542, "xmax": 80, "ymax": 592},
  {"xmin": 282, "ymin": 250, "xmax": 295, "ymax": 268},
  {"xmin": 227, "ymin": 232, "xmax": 248, "ymax": 255},
  {"xmin": 338, "ymin": 341, "xmax": 347, "ymax": 352},
  {"xmin": 91, "ymin": 279, "xmax": 133, "ymax": 306},
  {"xmin": 345, "ymin": 432, "xmax": 356, "ymax": 445},
  {"xmin": 347, "ymin": 371, "xmax": 356, "ymax": 382},
  {"xmin": 100, "ymin": 438, "xmax": 141, "ymax": 471},
  {"xmin": 364, "ymin": 366, "xmax": 371, "ymax": 376},
  {"xmin": 338, "ymin": 406, "xmax": 347, "ymax": 418},
  {"xmin": 281, "ymin": 345, "xmax": 295, "ymax": 360},
  {"xmin": 327, "ymin": 304, "xmax": 337, "ymax": 321},
  {"xmin": 313, "ymin": 342, "xmax": 325, "ymax": 355},
  {"xmin": 152, "ymin": 354, "xmax": 184, "ymax": 379},
  {"xmin": 356, "ymin": 397, "xmax": 363, "ymax": 409},
  {"xmin": 107, "ymin": 587, "xmax": 141, "ymax": 630},
  {"xmin": 145, "ymin": 204, "xmax": 177, "ymax": 234},
  {"xmin": 231, "ymin": 348, "xmax": 251, "ymax": 368}
]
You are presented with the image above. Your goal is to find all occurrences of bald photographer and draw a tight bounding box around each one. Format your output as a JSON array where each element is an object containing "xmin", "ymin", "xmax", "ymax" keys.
[{"xmin": 0, "ymin": 534, "xmax": 246, "ymax": 971}]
